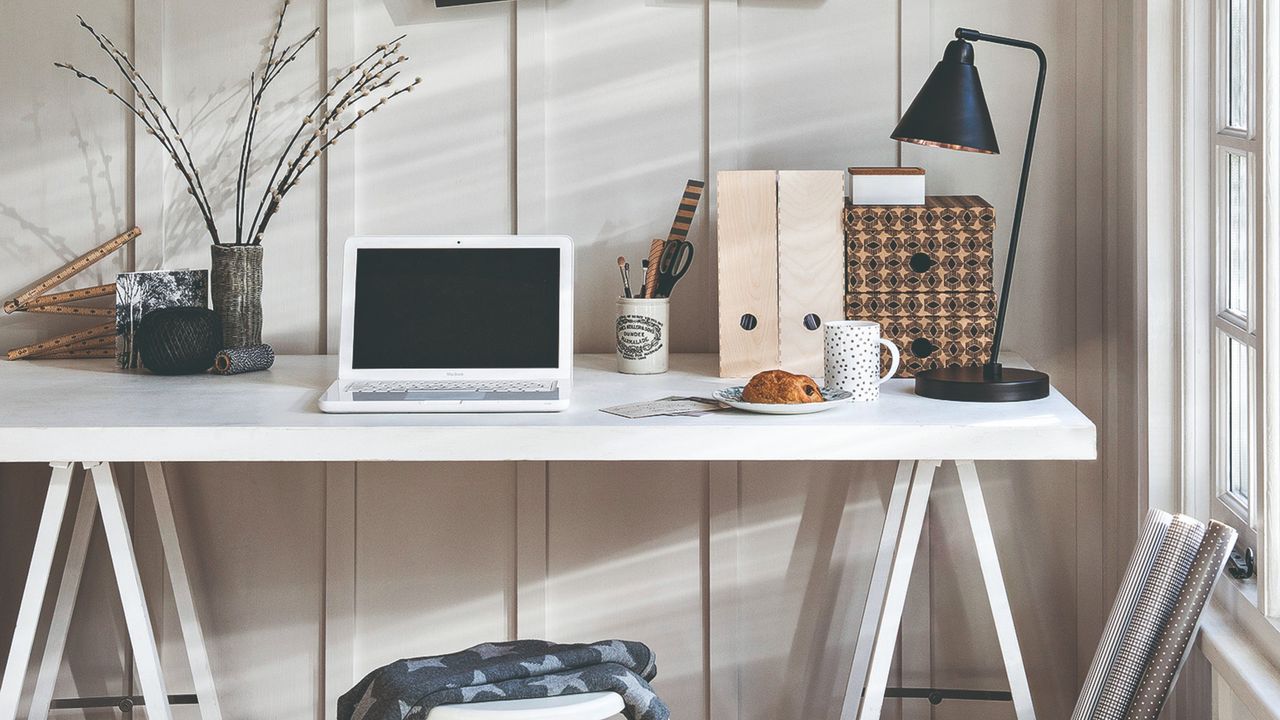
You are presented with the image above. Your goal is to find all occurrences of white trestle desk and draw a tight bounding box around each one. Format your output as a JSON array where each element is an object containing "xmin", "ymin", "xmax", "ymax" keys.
[{"xmin": 0, "ymin": 354, "xmax": 1095, "ymax": 720}]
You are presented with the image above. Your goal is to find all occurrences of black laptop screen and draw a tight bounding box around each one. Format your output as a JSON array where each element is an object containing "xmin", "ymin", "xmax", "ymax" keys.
[{"xmin": 352, "ymin": 248, "xmax": 561, "ymax": 369}]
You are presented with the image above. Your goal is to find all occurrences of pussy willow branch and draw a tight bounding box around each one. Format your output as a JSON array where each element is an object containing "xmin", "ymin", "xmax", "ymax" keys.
[
  {"xmin": 254, "ymin": 75, "xmax": 419, "ymax": 243},
  {"xmin": 246, "ymin": 38, "xmax": 411, "ymax": 244},
  {"xmin": 63, "ymin": 17, "xmax": 221, "ymax": 244},
  {"xmin": 235, "ymin": 1, "xmax": 318, "ymax": 244},
  {"xmin": 89, "ymin": 18, "xmax": 218, "ymax": 237},
  {"xmin": 245, "ymin": 40, "xmax": 401, "ymax": 240},
  {"xmin": 52, "ymin": 62, "xmax": 222, "ymax": 245},
  {"xmin": 59, "ymin": 2, "xmax": 414, "ymax": 248}
]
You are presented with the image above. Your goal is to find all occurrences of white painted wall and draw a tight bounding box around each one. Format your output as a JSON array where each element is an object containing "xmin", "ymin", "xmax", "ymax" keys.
[{"xmin": 0, "ymin": 1, "xmax": 1109, "ymax": 720}]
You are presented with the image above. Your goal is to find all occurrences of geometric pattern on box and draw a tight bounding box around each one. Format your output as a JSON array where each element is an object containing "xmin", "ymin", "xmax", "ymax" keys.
[
  {"xmin": 878, "ymin": 315, "xmax": 995, "ymax": 378},
  {"xmin": 845, "ymin": 196, "xmax": 997, "ymax": 377},
  {"xmin": 844, "ymin": 196, "xmax": 995, "ymax": 292},
  {"xmin": 846, "ymin": 291, "xmax": 996, "ymax": 318}
]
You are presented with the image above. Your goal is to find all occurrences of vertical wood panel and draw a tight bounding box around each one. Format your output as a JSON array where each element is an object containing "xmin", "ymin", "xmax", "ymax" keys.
[
  {"xmin": 1074, "ymin": 0, "xmax": 1108, "ymax": 694},
  {"xmin": 162, "ymin": 462, "xmax": 326, "ymax": 720},
  {"xmin": 708, "ymin": 462, "xmax": 740, "ymax": 720},
  {"xmin": 353, "ymin": 463, "xmax": 516, "ymax": 672},
  {"xmin": 736, "ymin": 462, "xmax": 896, "ymax": 720},
  {"xmin": 733, "ymin": 1, "xmax": 899, "ymax": 171},
  {"xmin": 350, "ymin": 1, "xmax": 513, "ymax": 237},
  {"xmin": 325, "ymin": 462, "xmax": 357, "ymax": 720},
  {"xmin": 541, "ymin": 1, "xmax": 709, "ymax": 353},
  {"xmin": 0, "ymin": 1, "xmax": 1115, "ymax": 719},
  {"xmin": 546, "ymin": 462, "xmax": 706, "ymax": 720},
  {"xmin": 515, "ymin": 462, "xmax": 548, "ymax": 640},
  {"xmin": 324, "ymin": 0, "xmax": 357, "ymax": 353},
  {"xmin": 515, "ymin": 0, "xmax": 549, "ymax": 235}
]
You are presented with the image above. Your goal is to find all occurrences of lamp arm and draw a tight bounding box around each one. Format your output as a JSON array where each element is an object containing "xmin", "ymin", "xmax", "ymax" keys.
[{"xmin": 955, "ymin": 28, "xmax": 1047, "ymax": 371}]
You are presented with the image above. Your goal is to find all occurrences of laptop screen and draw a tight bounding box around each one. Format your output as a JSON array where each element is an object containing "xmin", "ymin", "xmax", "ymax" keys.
[{"xmin": 352, "ymin": 247, "xmax": 561, "ymax": 369}]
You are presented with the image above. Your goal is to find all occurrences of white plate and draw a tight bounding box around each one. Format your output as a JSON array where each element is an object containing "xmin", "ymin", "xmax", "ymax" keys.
[{"xmin": 713, "ymin": 386, "xmax": 853, "ymax": 415}]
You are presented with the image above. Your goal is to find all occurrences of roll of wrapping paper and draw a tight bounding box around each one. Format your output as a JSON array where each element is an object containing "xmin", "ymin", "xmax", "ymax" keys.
[{"xmin": 212, "ymin": 344, "xmax": 275, "ymax": 375}]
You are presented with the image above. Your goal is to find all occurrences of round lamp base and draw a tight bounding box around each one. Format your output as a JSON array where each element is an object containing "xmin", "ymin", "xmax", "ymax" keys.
[{"xmin": 914, "ymin": 364, "xmax": 1050, "ymax": 403}]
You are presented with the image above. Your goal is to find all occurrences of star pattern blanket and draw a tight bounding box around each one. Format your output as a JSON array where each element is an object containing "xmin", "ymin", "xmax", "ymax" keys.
[{"xmin": 339, "ymin": 640, "xmax": 670, "ymax": 720}]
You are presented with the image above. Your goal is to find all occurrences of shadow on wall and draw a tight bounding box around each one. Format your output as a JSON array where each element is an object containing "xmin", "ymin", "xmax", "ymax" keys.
[{"xmin": 0, "ymin": 105, "xmax": 123, "ymax": 307}]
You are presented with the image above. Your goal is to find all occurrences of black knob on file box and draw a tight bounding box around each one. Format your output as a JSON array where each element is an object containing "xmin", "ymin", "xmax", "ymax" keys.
[
  {"xmin": 910, "ymin": 338, "xmax": 939, "ymax": 357},
  {"xmin": 909, "ymin": 252, "xmax": 938, "ymax": 273}
]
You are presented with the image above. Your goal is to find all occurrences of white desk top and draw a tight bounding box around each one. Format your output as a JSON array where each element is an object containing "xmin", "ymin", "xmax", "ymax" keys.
[{"xmin": 0, "ymin": 354, "xmax": 1095, "ymax": 462}]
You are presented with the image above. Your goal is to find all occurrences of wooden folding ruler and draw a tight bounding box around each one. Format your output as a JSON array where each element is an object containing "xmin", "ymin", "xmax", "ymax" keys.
[{"xmin": 4, "ymin": 227, "xmax": 140, "ymax": 360}]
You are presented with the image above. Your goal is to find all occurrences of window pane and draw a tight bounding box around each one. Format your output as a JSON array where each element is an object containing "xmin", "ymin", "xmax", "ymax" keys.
[
  {"xmin": 1226, "ymin": 152, "xmax": 1249, "ymax": 316},
  {"xmin": 1228, "ymin": 0, "xmax": 1248, "ymax": 129},
  {"xmin": 1227, "ymin": 336, "xmax": 1252, "ymax": 499}
]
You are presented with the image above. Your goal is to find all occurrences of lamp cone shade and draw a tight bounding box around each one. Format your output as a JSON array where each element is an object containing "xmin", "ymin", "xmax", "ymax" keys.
[{"xmin": 892, "ymin": 39, "xmax": 999, "ymax": 154}]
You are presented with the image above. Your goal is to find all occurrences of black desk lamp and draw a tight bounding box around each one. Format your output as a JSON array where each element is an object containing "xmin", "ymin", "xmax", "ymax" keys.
[{"xmin": 891, "ymin": 28, "xmax": 1049, "ymax": 402}]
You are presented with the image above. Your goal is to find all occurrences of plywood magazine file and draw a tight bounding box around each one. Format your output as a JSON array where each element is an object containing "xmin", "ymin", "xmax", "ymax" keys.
[
  {"xmin": 4, "ymin": 227, "xmax": 141, "ymax": 360},
  {"xmin": 716, "ymin": 171, "xmax": 843, "ymax": 378}
]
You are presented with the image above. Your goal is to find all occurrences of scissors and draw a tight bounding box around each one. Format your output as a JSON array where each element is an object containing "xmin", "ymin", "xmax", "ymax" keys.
[{"xmin": 655, "ymin": 239, "xmax": 693, "ymax": 298}]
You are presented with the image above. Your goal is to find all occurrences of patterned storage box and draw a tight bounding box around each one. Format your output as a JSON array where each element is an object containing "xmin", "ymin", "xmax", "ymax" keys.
[{"xmin": 844, "ymin": 196, "xmax": 997, "ymax": 377}]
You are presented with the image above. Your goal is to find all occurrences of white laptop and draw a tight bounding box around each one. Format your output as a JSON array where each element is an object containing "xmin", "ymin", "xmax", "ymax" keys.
[{"xmin": 320, "ymin": 236, "xmax": 574, "ymax": 413}]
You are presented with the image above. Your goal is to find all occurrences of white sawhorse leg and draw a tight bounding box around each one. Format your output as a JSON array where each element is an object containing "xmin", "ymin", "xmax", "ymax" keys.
[
  {"xmin": 955, "ymin": 460, "xmax": 1034, "ymax": 719},
  {"xmin": 29, "ymin": 476, "xmax": 100, "ymax": 720},
  {"xmin": 0, "ymin": 463, "xmax": 74, "ymax": 720},
  {"xmin": 856, "ymin": 460, "xmax": 938, "ymax": 720},
  {"xmin": 88, "ymin": 461, "xmax": 174, "ymax": 720},
  {"xmin": 847, "ymin": 460, "xmax": 1036, "ymax": 720},
  {"xmin": 0, "ymin": 462, "xmax": 222, "ymax": 720},
  {"xmin": 145, "ymin": 462, "xmax": 223, "ymax": 720},
  {"xmin": 838, "ymin": 460, "xmax": 914, "ymax": 720}
]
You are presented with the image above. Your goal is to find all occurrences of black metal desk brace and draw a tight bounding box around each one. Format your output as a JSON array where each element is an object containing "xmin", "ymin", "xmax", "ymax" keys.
[
  {"xmin": 51, "ymin": 694, "xmax": 198, "ymax": 713},
  {"xmin": 869, "ymin": 687, "xmax": 1015, "ymax": 706}
]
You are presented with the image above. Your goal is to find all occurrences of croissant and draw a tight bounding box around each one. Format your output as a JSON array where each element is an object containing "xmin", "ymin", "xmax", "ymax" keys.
[{"xmin": 741, "ymin": 370, "xmax": 824, "ymax": 404}]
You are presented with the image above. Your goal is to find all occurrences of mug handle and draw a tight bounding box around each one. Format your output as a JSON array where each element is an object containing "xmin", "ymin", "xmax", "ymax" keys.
[{"xmin": 878, "ymin": 339, "xmax": 900, "ymax": 384}]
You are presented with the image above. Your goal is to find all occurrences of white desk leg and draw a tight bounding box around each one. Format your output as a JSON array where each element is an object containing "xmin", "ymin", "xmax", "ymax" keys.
[
  {"xmin": 29, "ymin": 477, "xmax": 98, "ymax": 720},
  {"xmin": 88, "ymin": 462, "xmax": 174, "ymax": 720},
  {"xmin": 0, "ymin": 462, "xmax": 74, "ymax": 720},
  {"xmin": 955, "ymin": 460, "xmax": 1036, "ymax": 720},
  {"xmin": 856, "ymin": 459, "xmax": 939, "ymax": 720},
  {"xmin": 144, "ymin": 462, "xmax": 223, "ymax": 720},
  {"xmin": 838, "ymin": 460, "xmax": 914, "ymax": 720}
]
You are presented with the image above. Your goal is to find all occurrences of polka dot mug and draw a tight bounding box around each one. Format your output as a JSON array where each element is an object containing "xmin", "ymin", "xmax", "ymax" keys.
[{"xmin": 823, "ymin": 320, "xmax": 900, "ymax": 401}]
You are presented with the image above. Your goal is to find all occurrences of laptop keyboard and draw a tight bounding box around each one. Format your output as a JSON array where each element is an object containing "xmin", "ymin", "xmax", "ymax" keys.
[{"xmin": 346, "ymin": 380, "xmax": 557, "ymax": 394}]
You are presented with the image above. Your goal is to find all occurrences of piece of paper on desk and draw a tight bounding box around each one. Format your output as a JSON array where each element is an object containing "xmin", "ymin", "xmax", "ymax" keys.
[{"xmin": 601, "ymin": 396, "xmax": 728, "ymax": 419}]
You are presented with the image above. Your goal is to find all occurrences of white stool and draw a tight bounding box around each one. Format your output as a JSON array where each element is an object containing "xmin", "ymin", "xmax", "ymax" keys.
[{"xmin": 427, "ymin": 692, "xmax": 624, "ymax": 720}]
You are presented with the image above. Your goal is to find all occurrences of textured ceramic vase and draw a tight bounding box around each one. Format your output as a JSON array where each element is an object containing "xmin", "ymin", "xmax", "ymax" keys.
[{"xmin": 210, "ymin": 244, "xmax": 264, "ymax": 348}]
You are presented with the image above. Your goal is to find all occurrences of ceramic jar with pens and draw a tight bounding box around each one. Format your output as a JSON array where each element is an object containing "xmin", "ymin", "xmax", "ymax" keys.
[{"xmin": 615, "ymin": 236, "xmax": 692, "ymax": 374}]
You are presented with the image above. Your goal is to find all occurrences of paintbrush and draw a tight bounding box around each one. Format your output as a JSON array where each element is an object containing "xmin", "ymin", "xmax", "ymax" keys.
[{"xmin": 617, "ymin": 256, "xmax": 633, "ymax": 298}]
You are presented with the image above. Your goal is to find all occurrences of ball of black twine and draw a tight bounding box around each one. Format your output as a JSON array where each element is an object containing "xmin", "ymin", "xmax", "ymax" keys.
[{"xmin": 137, "ymin": 307, "xmax": 223, "ymax": 375}]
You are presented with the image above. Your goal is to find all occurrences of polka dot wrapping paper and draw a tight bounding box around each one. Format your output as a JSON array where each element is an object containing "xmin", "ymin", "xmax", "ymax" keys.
[
  {"xmin": 1071, "ymin": 510, "xmax": 1173, "ymax": 720},
  {"xmin": 1122, "ymin": 521, "xmax": 1237, "ymax": 720},
  {"xmin": 1091, "ymin": 515, "xmax": 1206, "ymax": 719}
]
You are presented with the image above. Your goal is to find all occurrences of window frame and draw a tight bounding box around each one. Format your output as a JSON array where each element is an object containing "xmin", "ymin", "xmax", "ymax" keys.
[
  {"xmin": 1208, "ymin": 0, "xmax": 1264, "ymax": 565},
  {"xmin": 1184, "ymin": 0, "xmax": 1276, "ymax": 615}
]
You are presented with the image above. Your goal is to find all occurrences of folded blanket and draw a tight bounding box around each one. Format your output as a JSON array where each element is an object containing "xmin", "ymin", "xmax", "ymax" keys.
[{"xmin": 339, "ymin": 640, "xmax": 670, "ymax": 720}]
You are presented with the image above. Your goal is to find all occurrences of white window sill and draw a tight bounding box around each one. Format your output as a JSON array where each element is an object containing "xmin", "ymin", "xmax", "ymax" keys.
[{"xmin": 1201, "ymin": 581, "xmax": 1280, "ymax": 720}]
